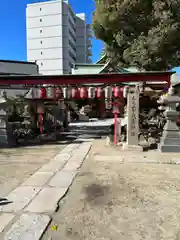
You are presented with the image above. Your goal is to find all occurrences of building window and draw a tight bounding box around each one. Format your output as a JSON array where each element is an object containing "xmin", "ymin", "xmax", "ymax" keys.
[
  {"xmin": 40, "ymin": 19, "xmax": 42, "ymax": 22},
  {"xmin": 40, "ymin": 30, "xmax": 42, "ymax": 33},
  {"xmin": 40, "ymin": 40, "xmax": 42, "ymax": 44},
  {"xmin": 41, "ymin": 62, "xmax": 43, "ymax": 66},
  {"xmin": 40, "ymin": 8, "xmax": 42, "ymax": 11},
  {"xmin": 41, "ymin": 52, "xmax": 43, "ymax": 55}
]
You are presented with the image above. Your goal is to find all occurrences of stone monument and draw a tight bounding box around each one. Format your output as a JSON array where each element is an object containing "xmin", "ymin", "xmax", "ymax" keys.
[
  {"xmin": 122, "ymin": 85, "xmax": 142, "ymax": 151},
  {"xmin": 158, "ymin": 86, "xmax": 180, "ymax": 152},
  {"xmin": 0, "ymin": 91, "xmax": 15, "ymax": 147}
]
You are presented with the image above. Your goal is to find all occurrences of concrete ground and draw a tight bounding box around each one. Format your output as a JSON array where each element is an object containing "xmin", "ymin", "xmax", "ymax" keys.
[
  {"xmin": 0, "ymin": 144, "xmax": 65, "ymax": 197},
  {"xmin": 0, "ymin": 139, "xmax": 92, "ymax": 239},
  {"xmin": 42, "ymin": 139, "xmax": 180, "ymax": 240},
  {"xmin": 2, "ymin": 118, "xmax": 180, "ymax": 240}
]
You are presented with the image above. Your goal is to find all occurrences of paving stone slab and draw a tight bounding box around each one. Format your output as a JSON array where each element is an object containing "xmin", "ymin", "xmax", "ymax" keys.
[
  {"xmin": 25, "ymin": 187, "xmax": 67, "ymax": 213},
  {"xmin": 22, "ymin": 172, "xmax": 54, "ymax": 187},
  {"xmin": 94, "ymin": 155, "xmax": 124, "ymax": 162},
  {"xmin": 71, "ymin": 155, "xmax": 85, "ymax": 163},
  {"xmin": 72, "ymin": 151, "xmax": 87, "ymax": 157},
  {"xmin": 0, "ymin": 213, "xmax": 15, "ymax": 232},
  {"xmin": 48, "ymin": 171, "xmax": 77, "ymax": 188},
  {"xmin": 80, "ymin": 142, "xmax": 92, "ymax": 148},
  {"xmin": 4, "ymin": 214, "xmax": 50, "ymax": 240},
  {"xmin": 0, "ymin": 187, "xmax": 40, "ymax": 212},
  {"xmin": 63, "ymin": 161, "xmax": 83, "ymax": 171},
  {"xmin": 76, "ymin": 146, "xmax": 91, "ymax": 152},
  {"xmin": 60, "ymin": 144, "xmax": 80, "ymax": 154},
  {"xmin": 38, "ymin": 160, "xmax": 66, "ymax": 173},
  {"xmin": 53, "ymin": 153, "xmax": 71, "ymax": 162}
]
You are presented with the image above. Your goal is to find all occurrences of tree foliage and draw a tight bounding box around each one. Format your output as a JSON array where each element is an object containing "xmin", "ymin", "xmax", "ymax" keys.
[{"xmin": 92, "ymin": 0, "xmax": 180, "ymax": 70}]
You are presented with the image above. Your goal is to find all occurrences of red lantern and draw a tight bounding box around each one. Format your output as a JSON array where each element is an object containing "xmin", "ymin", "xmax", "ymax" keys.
[
  {"xmin": 123, "ymin": 86, "xmax": 129, "ymax": 98},
  {"xmin": 72, "ymin": 87, "xmax": 79, "ymax": 99},
  {"xmin": 104, "ymin": 86, "xmax": 112, "ymax": 99},
  {"xmin": 63, "ymin": 87, "xmax": 71, "ymax": 99},
  {"xmin": 55, "ymin": 87, "xmax": 63, "ymax": 99},
  {"xmin": 96, "ymin": 87, "xmax": 103, "ymax": 99},
  {"xmin": 88, "ymin": 87, "xmax": 96, "ymax": 99},
  {"xmin": 79, "ymin": 87, "xmax": 88, "ymax": 99},
  {"xmin": 31, "ymin": 87, "xmax": 39, "ymax": 99},
  {"xmin": 119, "ymin": 87, "xmax": 124, "ymax": 98},
  {"xmin": 113, "ymin": 86, "xmax": 124, "ymax": 98},
  {"xmin": 40, "ymin": 87, "xmax": 46, "ymax": 99},
  {"xmin": 46, "ymin": 86, "xmax": 54, "ymax": 99}
]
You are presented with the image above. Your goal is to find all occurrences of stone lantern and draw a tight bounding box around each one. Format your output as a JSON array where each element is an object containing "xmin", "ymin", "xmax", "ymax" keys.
[
  {"xmin": 0, "ymin": 91, "xmax": 15, "ymax": 147},
  {"xmin": 158, "ymin": 86, "xmax": 180, "ymax": 152}
]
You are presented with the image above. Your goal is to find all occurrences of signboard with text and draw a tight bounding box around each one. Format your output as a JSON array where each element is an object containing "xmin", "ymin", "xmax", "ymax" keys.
[{"xmin": 127, "ymin": 87, "xmax": 139, "ymax": 145}]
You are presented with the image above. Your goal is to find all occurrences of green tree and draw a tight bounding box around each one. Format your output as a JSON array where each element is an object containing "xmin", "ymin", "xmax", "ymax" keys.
[{"xmin": 92, "ymin": 0, "xmax": 180, "ymax": 70}]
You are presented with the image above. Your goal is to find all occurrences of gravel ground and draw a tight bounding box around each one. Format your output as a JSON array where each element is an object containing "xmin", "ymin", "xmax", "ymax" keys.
[
  {"xmin": 43, "ymin": 139, "xmax": 180, "ymax": 240},
  {"xmin": 0, "ymin": 144, "xmax": 65, "ymax": 197}
]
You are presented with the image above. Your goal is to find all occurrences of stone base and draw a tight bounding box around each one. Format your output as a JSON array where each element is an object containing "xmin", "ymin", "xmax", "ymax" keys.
[
  {"xmin": 122, "ymin": 143, "xmax": 143, "ymax": 151},
  {"xmin": 78, "ymin": 115, "xmax": 89, "ymax": 121},
  {"xmin": 158, "ymin": 144, "xmax": 180, "ymax": 152},
  {"xmin": 0, "ymin": 135, "xmax": 16, "ymax": 148}
]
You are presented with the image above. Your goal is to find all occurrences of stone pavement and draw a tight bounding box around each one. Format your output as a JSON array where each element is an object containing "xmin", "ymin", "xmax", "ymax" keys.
[{"xmin": 0, "ymin": 141, "xmax": 92, "ymax": 240}]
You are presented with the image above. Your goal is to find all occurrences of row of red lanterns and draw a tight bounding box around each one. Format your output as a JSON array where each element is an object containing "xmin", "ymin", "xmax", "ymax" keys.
[{"xmin": 30, "ymin": 86, "xmax": 126, "ymax": 100}]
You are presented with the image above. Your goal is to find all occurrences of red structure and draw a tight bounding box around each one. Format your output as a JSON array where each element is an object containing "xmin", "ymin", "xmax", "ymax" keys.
[
  {"xmin": 0, "ymin": 71, "xmax": 173, "ymax": 137},
  {"xmin": 0, "ymin": 71, "xmax": 173, "ymax": 85}
]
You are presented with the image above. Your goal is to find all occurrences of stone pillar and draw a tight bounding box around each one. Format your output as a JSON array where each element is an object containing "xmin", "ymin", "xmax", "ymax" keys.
[
  {"xmin": 122, "ymin": 85, "xmax": 142, "ymax": 151},
  {"xmin": 158, "ymin": 86, "xmax": 180, "ymax": 152},
  {"xmin": 0, "ymin": 95, "xmax": 15, "ymax": 147}
]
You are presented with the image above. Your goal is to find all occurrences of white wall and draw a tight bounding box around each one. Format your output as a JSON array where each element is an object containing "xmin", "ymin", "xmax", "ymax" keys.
[
  {"xmin": 27, "ymin": 37, "xmax": 64, "ymax": 50},
  {"xmin": 26, "ymin": 0, "xmax": 91, "ymax": 75},
  {"xmin": 26, "ymin": 0, "xmax": 62, "ymax": 17},
  {"xmin": 27, "ymin": 26, "xmax": 63, "ymax": 39},
  {"xmin": 28, "ymin": 48, "xmax": 63, "ymax": 60},
  {"xmin": 27, "ymin": 15, "xmax": 62, "ymax": 29}
]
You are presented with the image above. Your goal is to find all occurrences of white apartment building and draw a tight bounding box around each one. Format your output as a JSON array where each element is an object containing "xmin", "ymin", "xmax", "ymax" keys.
[{"xmin": 26, "ymin": 0, "xmax": 92, "ymax": 75}]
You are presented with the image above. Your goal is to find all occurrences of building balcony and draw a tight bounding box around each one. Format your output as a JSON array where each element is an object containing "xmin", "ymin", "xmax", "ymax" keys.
[
  {"xmin": 87, "ymin": 48, "xmax": 92, "ymax": 56},
  {"xmin": 87, "ymin": 31, "xmax": 92, "ymax": 38},
  {"xmin": 87, "ymin": 39, "xmax": 92, "ymax": 47},
  {"xmin": 87, "ymin": 58, "xmax": 92, "ymax": 63},
  {"xmin": 86, "ymin": 25, "xmax": 92, "ymax": 37}
]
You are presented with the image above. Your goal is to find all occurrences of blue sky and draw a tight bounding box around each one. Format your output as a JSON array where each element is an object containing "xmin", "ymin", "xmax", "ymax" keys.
[
  {"xmin": 0, "ymin": 0, "xmax": 180, "ymax": 74},
  {"xmin": 0, "ymin": 0, "xmax": 103, "ymax": 63}
]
